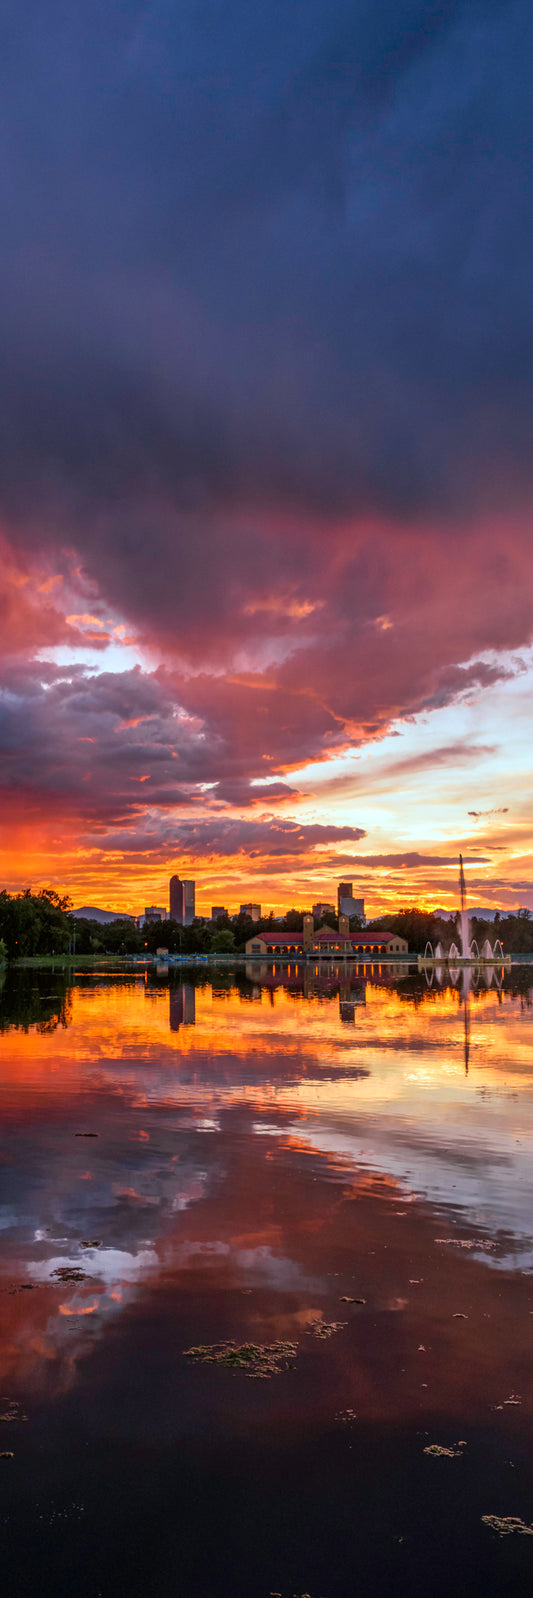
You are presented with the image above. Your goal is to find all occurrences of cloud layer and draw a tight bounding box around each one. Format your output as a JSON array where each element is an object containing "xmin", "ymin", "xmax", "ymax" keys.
[{"xmin": 1, "ymin": 1, "xmax": 533, "ymax": 905}]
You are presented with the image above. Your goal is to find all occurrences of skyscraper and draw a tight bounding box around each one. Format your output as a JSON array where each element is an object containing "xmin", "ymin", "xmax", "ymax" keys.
[
  {"xmin": 169, "ymin": 875, "xmax": 184, "ymax": 922},
  {"xmin": 183, "ymin": 881, "xmax": 195, "ymax": 925},
  {"xmin": 337, "ymin": 881, "xmax": 353, "ymax": 913},
  {"xmin": 169, "ymin": 875, "xmax": 196, "ymax": 925}
]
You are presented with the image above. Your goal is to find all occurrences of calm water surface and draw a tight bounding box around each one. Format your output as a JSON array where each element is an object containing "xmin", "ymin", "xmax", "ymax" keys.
[{"xmin": 1, "ymin": 962, "xmax": 533, "ymax": 1597}]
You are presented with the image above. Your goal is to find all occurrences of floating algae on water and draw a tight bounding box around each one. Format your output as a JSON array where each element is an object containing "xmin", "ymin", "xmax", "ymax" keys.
[
  {"xmin": 52, "ymin": 1267, "xmax": 91, "ymax": 1284},
  {"xmin": 482, "ymin": 1516, "xmax": 533, "ymax": 1537},
  {"xmin": 424, "ymin": 1443, "xmax": 467, "ymax": 1458},
  {"xmin": 0, "ymin": 1400, "xmax": 27, "ymax": 1423},
  {"xmin": 309, "ymin": 1320, "xmax": 347, "ymax": 1340},
  {"xmin": 183, "ymin": 1340, "xmax": 298, "ymax": 1379}
]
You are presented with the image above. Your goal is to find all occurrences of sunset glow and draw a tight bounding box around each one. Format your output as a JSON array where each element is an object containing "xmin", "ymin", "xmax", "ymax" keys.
[{"xmin": 1, "ymin": 1, "xmax": 532, "ymax": 915}]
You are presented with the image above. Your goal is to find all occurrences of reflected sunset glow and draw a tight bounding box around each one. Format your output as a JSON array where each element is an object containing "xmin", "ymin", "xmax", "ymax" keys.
[{"xmin": 3, "ymin": 963, "xmax": 533, "ymax": 1594}]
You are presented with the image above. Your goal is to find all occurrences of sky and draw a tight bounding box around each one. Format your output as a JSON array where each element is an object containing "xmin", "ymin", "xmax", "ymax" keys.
[{"xmin": 1, "ymin": 0, "xmax": 533, "ymax": 917}]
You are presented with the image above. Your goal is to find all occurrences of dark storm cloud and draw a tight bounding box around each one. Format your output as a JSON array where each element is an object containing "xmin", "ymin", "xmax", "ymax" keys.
[
  {"xmin": 0, "ymin": 0, "xmax": 531, "ymax": 533},
  {"xmin": 161, "ymin": 817, "xmax": 366, "ymax": 858},
  {"xmin": 0, "ymin": 661, "xmax": 362, "ymax": 840},
  {"xmin": 1, "ymin": 0, "xmax": 533, "ymax": 810},
  {"xmin": 213, "ymin": 780, "xmax": 301, "ymax": 807},
  {"xmin": 81, "ymin": 816, "xmax": 366, "ymax": 861}
]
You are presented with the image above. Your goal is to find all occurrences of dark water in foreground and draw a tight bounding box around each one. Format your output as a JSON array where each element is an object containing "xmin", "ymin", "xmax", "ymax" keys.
[{"xmin": 1, "ymin": 962, "xmax": 533, "ymax": 1597}]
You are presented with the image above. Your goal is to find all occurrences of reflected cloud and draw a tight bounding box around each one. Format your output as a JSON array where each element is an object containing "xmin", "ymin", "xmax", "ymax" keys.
[{"xmin": 2, "ymin": 966, "xmax": 533, "ymax": 1406}]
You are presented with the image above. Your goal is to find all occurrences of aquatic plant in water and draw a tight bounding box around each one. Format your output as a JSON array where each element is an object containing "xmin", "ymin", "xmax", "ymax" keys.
[
  {"xmin": 482, "ymin": 1516, "xmax": 533, "ymax": 1537},
  {"xmin": 183, "ymin": 1340, "xmax": 298, "ymax": 1379}
]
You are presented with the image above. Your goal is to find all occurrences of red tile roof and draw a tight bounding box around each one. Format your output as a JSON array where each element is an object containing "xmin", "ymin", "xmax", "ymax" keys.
[{"xmin": 248, "ymin": 928, "xmax": 400, "ymax": 946}]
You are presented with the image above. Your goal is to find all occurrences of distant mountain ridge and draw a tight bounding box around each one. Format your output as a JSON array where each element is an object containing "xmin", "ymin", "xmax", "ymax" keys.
[
  {"xmin": 73, "ymin": 906, "xmax": 135, "ymax": 924},
  {"xmin": 432, "ymin": 907, "xmax": 506, "ymax": 922}
]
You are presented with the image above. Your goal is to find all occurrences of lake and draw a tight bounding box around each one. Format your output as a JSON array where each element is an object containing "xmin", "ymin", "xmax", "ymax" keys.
[{"xmin": 1, "ymin": 961, "xmax": 533, "ymax": 1596}]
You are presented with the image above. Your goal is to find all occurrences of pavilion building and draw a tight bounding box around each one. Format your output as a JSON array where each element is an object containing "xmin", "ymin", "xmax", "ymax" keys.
[{"xmin": 245, "ymin": 914, "xmax": 407, "ymax": 958}]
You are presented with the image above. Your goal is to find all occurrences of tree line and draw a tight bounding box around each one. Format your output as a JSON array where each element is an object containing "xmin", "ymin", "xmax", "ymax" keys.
[{"xmin": 0, "ymin": 891, "xmax": 531, "ymax": 960}]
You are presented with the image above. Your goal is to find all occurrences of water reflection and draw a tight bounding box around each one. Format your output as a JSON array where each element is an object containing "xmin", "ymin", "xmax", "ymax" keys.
[
  {"xmin": 0, "ymin": 964, "xmax": 70, "ymax": 1032},
  {"xmin": 2, "ymin": 963, "xmax": 533, "ymax": 1597},
  {"xmin": 169, "ymin": 981, "xmax": 196, "ymax": 1030}
]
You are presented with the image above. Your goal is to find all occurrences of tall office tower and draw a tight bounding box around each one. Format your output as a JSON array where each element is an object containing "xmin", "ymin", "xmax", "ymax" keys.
[
  {"xmin": 211, "ymin": 906, "xmax": 227, "ymax": 920},
  {"xmin": 169, "ymin": 875, "xmax": 184, "ymax": 922},
  {"xmin": 240, "ymin": 902, "xmax": 261, "ymax": 920},
  {"xmin": 337, "ymin": 881, "xmax": 353, "ymax": 913},
  {"xmin": 339, "ymin": 895, "xmax": 365, "ymax": 919},
  {"xmin": 183, "ymin": 881, "xmax": 195, "ymax": 925},
  {"xmin": 169, "ymin": 876, "xmax": 196, "ymax": 925}
]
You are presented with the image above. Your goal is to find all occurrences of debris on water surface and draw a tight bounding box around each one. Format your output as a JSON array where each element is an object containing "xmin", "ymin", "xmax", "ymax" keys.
[
  {"xmin": 435, "ymin": 1238, "xmax": 496, "ymax": 1251},
  {"xmin": 309, "ymin": 1320, "xmax": 347, "ymax": 1340},
  {"xmin": 424, "ymin": 1443, "xmax": 466, "ymax": 1458},
  {"xmin": 74, "ymin": 1132, "xmax": 98, "ymax": 1138},
  {"xmin": 335, "ymin": 1408, "xmax": 357, "ymax": 1426},
  {"xmin": 482, "ymin": 1516, "xmax": 533, "ymax": 1537},
  {"xmin": 340, "ymin": 1295, "xmax": 365, "ymax": 1304},
  {"xmin": 0, "ymin": 1452, "xmax": 14, "ymax": 1459},
  {"xmin": 52, "ymin": 1267, "xmax": 90, "ymax": 1284},
  {"xmin": 0, "ymin": 1400, "xmax": 27, "ymax": 1423},
  {"xmin": 80, "ymin": 1240, "xmax": 101, "ymax": 1249},
  {"xmin": 7, "ymin": 1283, "xmax": 39, "ymax": 1294},
  {"xmin": 183, "ymin": 1340, "xmax": 298, "ymax": 1378},
  {"xmin": 504, "ymin": 1394, "xmax": 522, "ymax": 1405},
  {"xmin": 453, "ymin": 1313, "xmax": 468, "ymax": 1319}
]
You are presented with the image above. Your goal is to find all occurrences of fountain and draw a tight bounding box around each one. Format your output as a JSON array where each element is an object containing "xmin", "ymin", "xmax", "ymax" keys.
[
  {"xmin": 459, "ymin": 854, "xmax": 470, "ymax": 959},
  {"xmin": 418, "ymin": 857, "xmax": 511, "ymax": 971}
]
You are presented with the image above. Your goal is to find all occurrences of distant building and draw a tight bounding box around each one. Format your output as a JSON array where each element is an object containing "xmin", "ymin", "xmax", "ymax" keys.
[
  {"xmin": 144, "ymin": 906, "xmax": 166, "ymax": 923},
  {"xmin": 313, "ymin": 902, "xmax": 335, "ymax": 918},
  {"xmin": 169, "ymin": 875, "xmax": 183, "ymax": 922},
  {"xmin": 339, "ymin": 896, "xmax": 365, "ymax": 919},
  {"xmin": 240, "ymin": 903, "xmax": 261, "ymax": 921},
  {"xmin": 183, "ymin": 881, "xmax": 195, "ymax": 925},
  {"xmin": 337, "ymin": 881, "xmax": 364, "ymax": 918},
  {"xmin": 169, "ymin": 876, "xmax": 196, "ymax": 925},
  {"xmin": 337, "ymin": 881, "xmax": 353, "ymax": 911},
  {"xmin": 211, "ymin": 906, "xmax": 227, "ymax": 920}
]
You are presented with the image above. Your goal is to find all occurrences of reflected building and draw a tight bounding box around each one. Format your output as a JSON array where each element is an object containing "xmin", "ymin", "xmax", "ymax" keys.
[{"xmin": 169, "ymin": 983, "xmax": 196, "ymax": 1030}]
